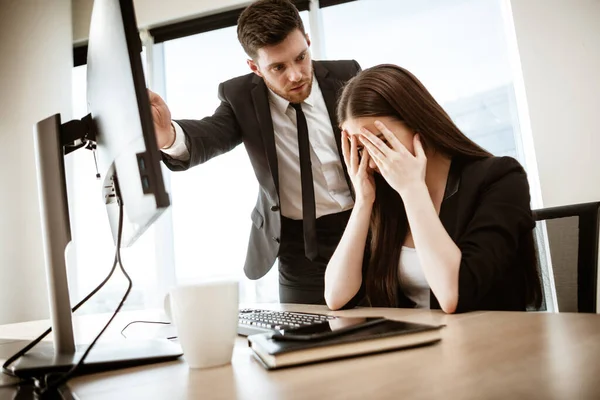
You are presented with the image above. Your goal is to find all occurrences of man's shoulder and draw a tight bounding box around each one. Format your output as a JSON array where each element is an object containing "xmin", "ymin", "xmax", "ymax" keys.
[
  {"xmin": 221, "ymin": 72, "xmax": 256, "ymax": 90},
  {"xmin": 314, "ymin": 59, "xmax": 361, "ymax": 81},
  {"xmin": 315, "ymin": 59, "xmax": 360, "ymax": 70},
  {"xmin": 216, "ymin": 72, "xmax": 260, "ymax": 103}
]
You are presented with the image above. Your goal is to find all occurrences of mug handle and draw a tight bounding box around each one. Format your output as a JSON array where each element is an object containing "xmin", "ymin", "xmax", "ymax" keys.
[{"xmin": 164, "ymin": 292, "xmax": 172, "ymax": 322}]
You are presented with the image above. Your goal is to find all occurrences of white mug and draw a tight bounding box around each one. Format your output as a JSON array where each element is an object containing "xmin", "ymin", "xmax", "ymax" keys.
[{"xmin": 165, "ymin": 279, "xmax": 239, "ymax": 369}]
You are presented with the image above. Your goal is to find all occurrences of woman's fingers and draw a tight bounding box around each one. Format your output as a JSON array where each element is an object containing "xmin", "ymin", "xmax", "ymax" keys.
[
  {"xmin": 413, "ymin": 133, "xmax": 426, "ymax": 161},
  {"xmin": 360, "ymin": 126, "xmax": 390, "ymax": 156},
  {"xmin": 350, "ymin": 134, "xmax": 359, "ymax": 174},
  {"xmin": 358, "ymin": 146, "xmax": 370, "ymax": 174},
  {"xmin": 341, "ymin": 130, "xmax": 351, "ymax": 168},
  {"xmin": 374, "ymin": 120, "xmax": 405, "ymax": 153},
  {"xmin": 359, "ymin": 135, "xmax": 385, "ymax": 165}
]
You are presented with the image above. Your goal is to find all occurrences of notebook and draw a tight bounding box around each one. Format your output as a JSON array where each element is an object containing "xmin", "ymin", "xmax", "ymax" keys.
[{"xmin": 248, "ymin": 318, "xmax": 443, "ymax": 370}]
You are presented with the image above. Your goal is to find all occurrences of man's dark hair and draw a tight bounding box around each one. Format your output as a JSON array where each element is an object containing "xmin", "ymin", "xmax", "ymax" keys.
[{"xmin": 237, "ymin": 0, "xmax": 306, "ymax": 59}]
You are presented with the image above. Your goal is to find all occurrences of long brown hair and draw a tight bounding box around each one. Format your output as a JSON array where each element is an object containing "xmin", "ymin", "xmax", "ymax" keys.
[{"xmin": 337, "ymin": 64, "xmax": 538, "ymax": 308}]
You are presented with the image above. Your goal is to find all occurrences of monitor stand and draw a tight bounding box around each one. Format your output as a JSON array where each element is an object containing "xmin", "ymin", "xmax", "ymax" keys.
[{"xmin": 4, "ymin": 114, "xmax": 182, "ymax": 378}]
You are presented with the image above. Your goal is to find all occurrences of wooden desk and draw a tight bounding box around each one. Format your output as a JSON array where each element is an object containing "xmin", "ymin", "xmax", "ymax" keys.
[{"xmin": 1, "ymin": 304, "xmax": 600, "ymax": 399}]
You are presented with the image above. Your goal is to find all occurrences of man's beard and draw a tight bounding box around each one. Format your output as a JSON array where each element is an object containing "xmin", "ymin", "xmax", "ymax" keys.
[{"xmin": 264, "ymin": 73, "xmax": 313, "ymax": 104}]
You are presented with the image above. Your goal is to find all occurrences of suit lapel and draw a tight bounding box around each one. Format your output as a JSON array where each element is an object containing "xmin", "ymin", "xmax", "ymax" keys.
[
  {"xmin": 314, "ymin": 62, "xmax": 353, "ymax": 191},
  {"xmin": 314, "ymin": 62, "xmax": 342, "ymax": 156},
  {"xmin": 439, "ymin": 158, "xmax": 461, "ymax": 239},
  {"xmin": 251, "ymin": 74, "xmax": 279, "ymax": 194}
]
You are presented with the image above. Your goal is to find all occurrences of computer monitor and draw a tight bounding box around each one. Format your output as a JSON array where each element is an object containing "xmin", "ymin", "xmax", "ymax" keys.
[
  {"xmin": 87, "ymin": 0, "xmax": 170, "ymax": 247},
  {"xmin": 6, "ymin": 0, "xmax": 181, "ymax": 381}
]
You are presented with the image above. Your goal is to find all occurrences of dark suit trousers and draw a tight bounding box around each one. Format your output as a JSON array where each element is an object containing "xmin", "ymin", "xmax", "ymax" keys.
[{"xmin": 278, "ymin": 210, "xmax": 352, "ymax": 305}]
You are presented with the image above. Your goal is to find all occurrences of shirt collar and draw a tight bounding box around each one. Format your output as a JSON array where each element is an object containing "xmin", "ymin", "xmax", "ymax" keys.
[{"xmin": 268, "ymin": 74, "xmax": 317, "ymax": 114}]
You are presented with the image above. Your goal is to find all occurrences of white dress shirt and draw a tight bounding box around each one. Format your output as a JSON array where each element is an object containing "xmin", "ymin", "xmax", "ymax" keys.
[
  {"xmin": 162, "ymin": 75, "xmax": 354, "ymax": 220},
  {"xmin": 162, "ymin": 122, "xmax": 189, "ymax": 160},
  {"xmin": 398, "ymin": 246, "xmax": 431, "ymax": 308}
]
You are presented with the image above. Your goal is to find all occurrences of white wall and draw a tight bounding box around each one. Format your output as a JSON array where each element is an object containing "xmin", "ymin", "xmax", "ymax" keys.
[
  {"xmin": 73, "ymin": 0, "xmax": 252, "ymax": 44},
  {"xmin": 0, "ymin": 0, "xmax": 73, "ymax": 324},
  {"xmin": 508, "ymin": 0, "xmax": 600, "ymax": 313},
  {"xmin": 509, "ymin": 0, "xmax": 600, "ymax": 207}
]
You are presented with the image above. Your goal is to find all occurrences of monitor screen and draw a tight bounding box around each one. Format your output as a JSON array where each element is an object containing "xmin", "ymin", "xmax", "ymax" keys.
[{"xmin": 87, "ymin": 0, "xmax": 169, "ymax": 247}]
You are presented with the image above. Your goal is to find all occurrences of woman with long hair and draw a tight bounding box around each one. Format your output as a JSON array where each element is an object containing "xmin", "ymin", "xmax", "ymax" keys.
[{"xmin": 325, "ymin": 64, "xmax": 542, "ymax": 313}]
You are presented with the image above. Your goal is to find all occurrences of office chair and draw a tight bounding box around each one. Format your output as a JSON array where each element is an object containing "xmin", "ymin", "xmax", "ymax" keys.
[{"xmin": 532, "ymin": 202, "xmax": 600, "ymax": 313}]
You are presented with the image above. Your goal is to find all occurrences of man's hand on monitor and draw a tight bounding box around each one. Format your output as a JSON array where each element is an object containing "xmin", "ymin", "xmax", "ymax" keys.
[{"xmin": 148, "ymin": 89, "xmax": 176, "ymax": 149}]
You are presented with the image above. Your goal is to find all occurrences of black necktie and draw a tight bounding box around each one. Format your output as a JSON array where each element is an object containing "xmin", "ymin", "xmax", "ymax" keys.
[{"xmin": 290, "ymin": 103, "xmax": 318, "ymax": 260}]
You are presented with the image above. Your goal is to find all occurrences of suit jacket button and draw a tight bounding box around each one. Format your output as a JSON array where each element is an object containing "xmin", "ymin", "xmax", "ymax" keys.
[
  {"xmin": 270, "ymin": 205, "xmax": 279, "ymax": 212},
  {"xmin": 272, "ymin": 237, "xmax": 280, "ymax": 243}
]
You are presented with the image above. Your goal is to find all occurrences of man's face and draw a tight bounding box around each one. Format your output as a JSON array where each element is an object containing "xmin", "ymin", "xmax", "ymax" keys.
[{"xmin": 248, "ymin": 29, "xmax": 313, "ymax": 104}]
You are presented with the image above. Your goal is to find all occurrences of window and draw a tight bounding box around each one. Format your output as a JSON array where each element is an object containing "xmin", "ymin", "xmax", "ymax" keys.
[{"xmin": 321, "ymin": 0, "xmax": 523, "ymax": 161}]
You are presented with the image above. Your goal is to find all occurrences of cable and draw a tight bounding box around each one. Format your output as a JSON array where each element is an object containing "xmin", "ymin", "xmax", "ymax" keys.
[
  {"xmin": 0, "ymin": 380, "xmax": 23, "ymax": 389},
  {"xmin": 120, "ymin": 321, "xmax": 173, "ymax": 339},
  {"xmin": 1, "ymin": 185, "xmax": 127, "ymax": 397},
  {"xmin": 2, "ymin": 246, "xmax": 120, "ymax": 382},
  {"xmin": 35, "ymin": 197, "xmax": 130, "ymax": 396}
]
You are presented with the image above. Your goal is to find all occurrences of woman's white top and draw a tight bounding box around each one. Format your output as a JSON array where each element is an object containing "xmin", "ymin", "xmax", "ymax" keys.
[{"xmin": 398, "ymin": 246, "xmax": 431, "ymax": 308}]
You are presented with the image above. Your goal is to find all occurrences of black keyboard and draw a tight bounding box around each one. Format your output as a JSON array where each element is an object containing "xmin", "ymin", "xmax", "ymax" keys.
[{"xmin": 237, "ymin": 308, "xmax": 336, "ymax": 336}]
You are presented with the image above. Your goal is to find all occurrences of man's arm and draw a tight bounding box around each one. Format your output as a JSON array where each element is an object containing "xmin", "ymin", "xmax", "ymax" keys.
[{"xmin": 150, "ymin": 83, "xmax": 243, "ymax": 172}]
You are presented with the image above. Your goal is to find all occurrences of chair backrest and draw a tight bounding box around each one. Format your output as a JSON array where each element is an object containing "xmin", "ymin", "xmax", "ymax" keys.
[{"xmin": 532, "ymin": 202, "xmax": 600, "ymax": 313}]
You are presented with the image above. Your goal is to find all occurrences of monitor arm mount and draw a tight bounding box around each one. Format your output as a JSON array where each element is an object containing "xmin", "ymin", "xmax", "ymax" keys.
[
  {"xmin": 61, "ymin": 113, "xmax": 102, "ymax": 177},
  {"xmin": 61, "ymin": 113, "xmax": 96, "ymax": 153}
]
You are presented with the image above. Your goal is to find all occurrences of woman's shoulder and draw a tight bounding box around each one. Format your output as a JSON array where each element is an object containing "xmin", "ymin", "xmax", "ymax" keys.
[
  {"xmin": 451, "ymin": 156, "xmax": 531, "ymax": 205},
  {"xmin": 459, "ymin": 156, "xmax": 528, "ymax": 186}
]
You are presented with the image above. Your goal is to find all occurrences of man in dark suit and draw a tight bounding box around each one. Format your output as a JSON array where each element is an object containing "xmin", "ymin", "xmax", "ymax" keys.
[{"xmin": 149, "ymin": 0, "xmax": 360, "ymax": 304}]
